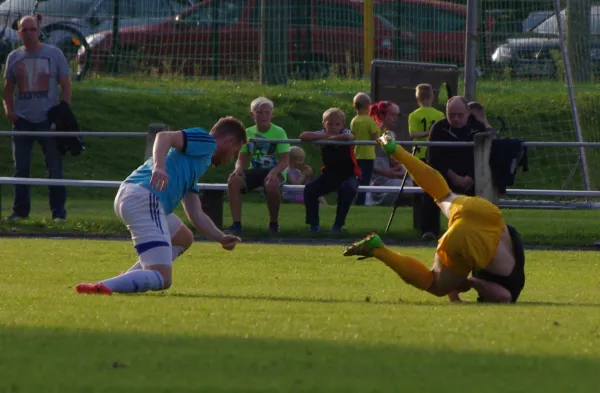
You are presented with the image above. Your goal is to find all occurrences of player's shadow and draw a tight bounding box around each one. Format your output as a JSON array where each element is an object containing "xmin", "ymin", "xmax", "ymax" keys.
[
  {"xmin": 158, "ymin": 292, "xmax": 434, "ymax": 306},
  {"xmin": 159, "ymin": 293, "xmax": 600, "ymax": 308}
]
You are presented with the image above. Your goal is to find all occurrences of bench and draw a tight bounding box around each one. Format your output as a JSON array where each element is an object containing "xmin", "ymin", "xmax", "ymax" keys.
[{"xmin": 0, "ymin": 177, "xmax": 424, "ymax": 229}]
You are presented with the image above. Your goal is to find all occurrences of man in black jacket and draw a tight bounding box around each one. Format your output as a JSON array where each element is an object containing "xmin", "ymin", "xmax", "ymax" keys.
[{"xmin": 419, "ymin": 96, "xmax": 487, "ymax": 239}]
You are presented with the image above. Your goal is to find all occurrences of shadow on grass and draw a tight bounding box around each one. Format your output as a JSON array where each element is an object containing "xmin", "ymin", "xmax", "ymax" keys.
[
  {"xmin": 156, "ymin": 292, "xmax": 600, "ymax": 309},
  {"xmin": 0, "ymin": 325, "xmax": 598, "ymax": 393}
]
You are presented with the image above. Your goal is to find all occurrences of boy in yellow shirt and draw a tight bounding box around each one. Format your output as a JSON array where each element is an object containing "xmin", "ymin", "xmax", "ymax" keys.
[
  {"xmin": 408, "ymin": 84, "xmax": 445, "ymax": 241},
  {"xmin": 350, "ymin": 92, "xmax": 380, "ymax": 206},
  {"xmin": 408, "ymin": 84, "xmax": 445, "ymax": 160}
]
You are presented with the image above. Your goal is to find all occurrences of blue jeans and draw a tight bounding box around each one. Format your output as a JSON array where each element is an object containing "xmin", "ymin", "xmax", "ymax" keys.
[{"xmin": 12, "ymin": 118, "xmax": 66, "ymax": 219}]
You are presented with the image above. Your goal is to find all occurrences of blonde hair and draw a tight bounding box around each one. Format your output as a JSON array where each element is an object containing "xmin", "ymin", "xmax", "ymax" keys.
[
  {"xmin": 353, "ymin": 92, "xmax": 372, "ymax": 111},
  {"xmin": 323, "ymin": 108, "xmax": 345, "ymax": 121},
  {"xmin": 416, "ymin": 84, "xmax": 434, "ymax": 103},
  {"xmin": 289, "ymin": 146, "xmax": 305, "ymax": 158},
  {"xmin": 250, "ymin": 97, "xmax": 274, "ymax": 113}
]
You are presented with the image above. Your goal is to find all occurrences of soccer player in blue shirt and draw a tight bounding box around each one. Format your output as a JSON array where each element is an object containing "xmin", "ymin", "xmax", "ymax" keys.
[{"xmin": 76, "ymin": 117, "xmax": 248, "ymax": 295}]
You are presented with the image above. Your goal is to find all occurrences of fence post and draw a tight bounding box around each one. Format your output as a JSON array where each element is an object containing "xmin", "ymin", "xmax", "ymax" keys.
[
  {"xmin": 474, "ymin": 131, "xmax": 499, "ymax": 205},
  {"xmin": 145, "ymin": 123, "xmax": 169, "ymax": 160}
]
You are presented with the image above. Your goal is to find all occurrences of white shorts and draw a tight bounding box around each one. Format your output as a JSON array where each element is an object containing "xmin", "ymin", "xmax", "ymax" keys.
[{"xmin": 114, "ymin": 183, "xmax": 185, "ymax": 263}]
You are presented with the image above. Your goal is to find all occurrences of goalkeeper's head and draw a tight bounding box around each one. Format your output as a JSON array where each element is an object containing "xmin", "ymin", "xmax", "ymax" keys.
[{"xmin": 210, "ymin": 116, "xmax": 248, "ymax": 167}]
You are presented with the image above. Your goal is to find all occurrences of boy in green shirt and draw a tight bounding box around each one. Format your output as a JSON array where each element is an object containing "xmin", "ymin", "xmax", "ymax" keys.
[
  {"xmin": 408, "ymin": 84, "xmax": 445, "ymax": 160},
  {"xmin": 350, "ymin": 92, "xmax": 380, "ymax": 206},
  {"xmin": 408, "ymin": 84, "xmax": 445, "ymax": 241},
  {"xmin": 227, "ymin": 97, "xmax": 290, "ymax": 233}
]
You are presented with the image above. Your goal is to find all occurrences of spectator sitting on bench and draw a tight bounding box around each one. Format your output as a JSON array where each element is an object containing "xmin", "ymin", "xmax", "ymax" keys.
[
  {"xmin": 282, "ymin": 146, "xmax": 327, "ymax": 205},
  {"xmin": 366, "ymin": 156, "xmax": 411, "ymax": 206},
  {"xmin": 227, "ymin": 97, "xmax": 290, "ymax": 234},
  {"xmin": 300, "ymin": 108, "xmax": 360, "ymax": 233}
]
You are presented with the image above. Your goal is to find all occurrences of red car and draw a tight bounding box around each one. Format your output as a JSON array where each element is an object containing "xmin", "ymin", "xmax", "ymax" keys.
[
  {"xmin": 78, "ymin": 0, "xmax": 400, "ymax": 78},
  {"xmin": 374, "ymin": 0, "xmax": 497, "ymax": 64}
]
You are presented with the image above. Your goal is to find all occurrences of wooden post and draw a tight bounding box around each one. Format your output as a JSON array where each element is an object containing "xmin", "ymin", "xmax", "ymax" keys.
[
  {"xmin": 145, "ymin": 123, "xmax": 169, "ymax": 160},
  {"xmin": 474, "ymin": 131, "xmax": 499, "ymax": 205}
]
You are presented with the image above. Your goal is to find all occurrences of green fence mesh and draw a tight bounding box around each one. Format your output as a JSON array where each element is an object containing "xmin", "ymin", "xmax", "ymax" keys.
[{"xmin": 1, "ymin": 0, "xmax": 599, "ymax": 195}]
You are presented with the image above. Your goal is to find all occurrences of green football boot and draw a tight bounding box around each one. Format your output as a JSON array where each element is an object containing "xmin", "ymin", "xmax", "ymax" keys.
[
  {"xmin": 377, "ymin": 131, "xmax": 398, "ymax": 155},
  {"xmin": 343, "ymin": 232, "xmax": 385, "ymax": 260}
]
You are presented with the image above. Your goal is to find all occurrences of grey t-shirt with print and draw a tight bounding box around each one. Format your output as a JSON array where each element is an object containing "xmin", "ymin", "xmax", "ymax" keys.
[{"xmin": 4, "ymin": 44, "xmax": 70, "ymax": 123}]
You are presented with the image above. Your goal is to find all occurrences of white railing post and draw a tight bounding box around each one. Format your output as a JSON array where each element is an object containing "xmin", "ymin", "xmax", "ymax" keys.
[
  {"xmin": 474, "ymin": 131, "xmax": 499, "ymax": 205},
  {"xmin": 145, "ymin": 124, "xmax": 169, "ymax": 161}
]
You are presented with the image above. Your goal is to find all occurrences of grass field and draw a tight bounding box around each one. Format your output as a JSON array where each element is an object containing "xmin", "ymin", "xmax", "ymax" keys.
[
  {"xmin": 1, "ymin": 238, "xmax": 599, "ymax": 393},
  {"xmin": 2, "ymin": 198, "xmax": 600, "ymax": 248}
]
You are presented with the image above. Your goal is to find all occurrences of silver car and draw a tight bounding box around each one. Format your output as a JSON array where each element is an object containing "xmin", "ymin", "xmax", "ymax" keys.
[{"xmin": 0, "ymin": 0, "xmax": 193, "ymax": 51}]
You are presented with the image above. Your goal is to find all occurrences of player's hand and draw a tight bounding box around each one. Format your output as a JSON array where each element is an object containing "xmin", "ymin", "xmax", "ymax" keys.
[
  {"xmin": 448, "ymin": 291, "xmax": 463, "ymax": 303},
  {"xmin": 228, "ymin": 168, "xmax": 245, "ymax": 181},
  {"xmin": 220, "ymin": 234, "xmax": 241, "ymax": 251},
  {"xmin": 150, "ymin": 166, "xmax": 169, "ymax": 191},
  {"xmin": 301, "ymin": 164, "xmax": 313, "ymax": 177},
  {"xmin": 6, "ymin": 112, "xmax": 18, "ymax": 124},
  {"xmin": 264, "ymin": 170, "xmax": 280, "ymax": 187}
]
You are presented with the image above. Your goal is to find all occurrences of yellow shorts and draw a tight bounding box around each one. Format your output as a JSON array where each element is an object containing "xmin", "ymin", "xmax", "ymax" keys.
[{"xmin": 436, "ymin": 196, "xmax": 505, "ymax": 276}]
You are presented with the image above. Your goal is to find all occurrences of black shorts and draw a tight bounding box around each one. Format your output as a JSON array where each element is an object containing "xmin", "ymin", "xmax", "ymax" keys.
[
  {"xmin": 472, "ymin": 225, "xmax": 526, "ymax": 303},
  {"xmin": 240, "ymin": 168, "xmax": 283, "ymax": 193}
]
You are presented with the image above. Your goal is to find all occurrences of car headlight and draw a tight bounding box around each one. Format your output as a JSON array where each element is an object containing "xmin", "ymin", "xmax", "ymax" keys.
[
  {"xmin": 381, "ymin": 38, "xmax": 391, "ymax": 50},
  {"xmin": 85, "ymin": 33, "xmax": 108, "ymax": 47},
  {"xmin": 492, "ymin": 45, "xmax": 514, "ymax": 63}
]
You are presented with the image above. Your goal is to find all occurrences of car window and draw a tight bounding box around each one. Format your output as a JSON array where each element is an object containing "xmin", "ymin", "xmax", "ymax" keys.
[
  {"xmin": 591, "ymin": 6, "xmax": 600, "ymax": 35},
  {"xmin": 182, "ymin": 0, "xmax": 245, "ymax": 26},
  {"xmin": 533, "ymin": 11, "xmax": 561, "ymax": 35},
  {"xmin": 95, "ymin": 0, "xmax": 135, "ymax": 19},
  {"xmin": 0, "ymin": 0, "xmax": 96, "ymax": 18},
  {"xmin": 248, "ymin": 0, "xmax": 310, "ymax": 27},
  {"xmin": 132, "ymin": 0, "xmax": 175, "ymax": 18},
  {"xmin": 534, "ymin": 7, "xmax": 600, "ymax": 35},
  {"xmin": 375, "ymin": 3, "xmax": 464, "ymax": 32},
  {"xmin": 316, "ymin": 2, "xmax": 362, "ymax": 28}
]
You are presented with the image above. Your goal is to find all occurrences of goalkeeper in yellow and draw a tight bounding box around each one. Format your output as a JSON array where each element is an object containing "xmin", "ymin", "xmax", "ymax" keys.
[{"xmin": 343, "ymin": 132, "xmax": 526, "ymax": 303}]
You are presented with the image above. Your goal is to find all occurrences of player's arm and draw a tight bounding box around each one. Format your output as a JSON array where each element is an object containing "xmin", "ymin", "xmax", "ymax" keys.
[
  {"xmin": 148, "ymin": 131, "xmax": 185, "ymax": 191},
  {"xmin": 2, "ymin": 78, "xmax": 16, "ymax": 123},
  {"xmin": 231, "ymin": 152, "xmax": 249, "ymax": 177},
  {"xmin": 181, "ymin": 192, "xmax": 240, "ymax": 250},
  {"xmin": 326, "ymin": 129, "xmax": 354, "ymax": 141},
  {"xmin": 152, "ymin": 131, "xmax": 184, "ymax": 169},
  {"xmin": 299, "ymin": 130, "xmax": 328, "ymax": 141},
  {"xmin": 467, "ymin": 277, "xmax": 512, "ymax": 303}
]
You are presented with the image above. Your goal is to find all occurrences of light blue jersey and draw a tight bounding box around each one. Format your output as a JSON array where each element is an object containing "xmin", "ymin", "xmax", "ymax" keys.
[{"xmin": 124, "ymin": 127, "xmax": 216, "ymax": 214}]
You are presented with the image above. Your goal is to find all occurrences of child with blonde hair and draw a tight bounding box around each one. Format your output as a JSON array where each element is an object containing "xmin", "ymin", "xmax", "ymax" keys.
[
  {"xmin": 350, "ymin": 92, "xmax": 380, "ymax": 206},
  {"xmin": 300, "ymin": 108, "xmax": 360, "ymax": 233},
  {"xmin": 282, "ymin": 146, "xmax": 326, "ymax": 205}
]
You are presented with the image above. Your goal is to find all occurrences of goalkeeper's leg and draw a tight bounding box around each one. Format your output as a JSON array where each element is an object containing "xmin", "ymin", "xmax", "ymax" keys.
[{"xmin": 378, "ymin": 133, "xmax": 452, "ymax": 203}]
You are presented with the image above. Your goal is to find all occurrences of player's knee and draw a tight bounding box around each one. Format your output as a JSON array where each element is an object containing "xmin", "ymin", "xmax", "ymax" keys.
[
  {"xmin": 264, "ymin": 180, "xmax": 280, "ymax": 195},
  {"xmin": 304, "ymin": 183, "xmax": 317, "ymax": 198},
  {"xmin": 228, "ymin": 174, "xmax": 244, "ymax": 191},
  {"xmin": 339, "ymin": 182, "xmax": 358, "ymax": 198},
  {"xmin": 172, "ymin": 225, "xmax": 194, "ymax": 250}
]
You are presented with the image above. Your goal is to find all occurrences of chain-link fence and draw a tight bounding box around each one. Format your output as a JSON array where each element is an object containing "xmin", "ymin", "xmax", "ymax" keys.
[{"xmin": 0, "ymin": 0, "xmax": 596, "ymax": 82}]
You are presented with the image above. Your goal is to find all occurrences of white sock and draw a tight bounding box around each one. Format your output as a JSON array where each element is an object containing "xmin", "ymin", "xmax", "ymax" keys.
[
  {"xmin": 101, "ymin": 270, "xmax": 164, "ymax": 293},
  {"xmin": 125, "ymin": 245, "xmax": 186, "ymax": 273}
]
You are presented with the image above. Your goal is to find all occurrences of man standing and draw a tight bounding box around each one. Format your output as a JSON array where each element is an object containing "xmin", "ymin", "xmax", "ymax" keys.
[{"xmin": 3, "ymin": 16, "xmax": 72, "ymax": 222}]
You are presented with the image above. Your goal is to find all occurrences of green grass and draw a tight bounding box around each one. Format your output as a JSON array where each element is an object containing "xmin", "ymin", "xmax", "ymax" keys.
[
  {"xmin": 1, "ymin": 77, "xmax": 600, "ymax": 201},
  {"xmin": 1, "ymin": 238, "xmax": 600, "ymax": 392},
  {"xmin": 2, "ymin": 198, "xmax": 600, "ymax": 248}
]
